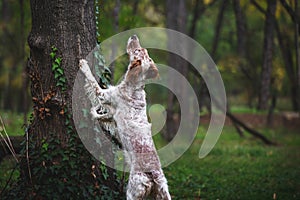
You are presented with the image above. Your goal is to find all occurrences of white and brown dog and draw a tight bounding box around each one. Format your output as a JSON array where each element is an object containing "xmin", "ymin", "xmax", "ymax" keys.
[{"xmin": 79, "ymin": 35, "xmax": 171, "ymax": 200}]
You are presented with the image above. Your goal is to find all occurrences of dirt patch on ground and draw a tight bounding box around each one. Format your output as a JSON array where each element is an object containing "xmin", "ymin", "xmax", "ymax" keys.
[{"xmin": 201, "ymin": 112, "xmax": 300, "ymax": 129}]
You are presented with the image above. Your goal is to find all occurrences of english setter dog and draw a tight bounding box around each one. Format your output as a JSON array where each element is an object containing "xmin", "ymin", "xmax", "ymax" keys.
[{"xmin": 79, "ymin": 35, "xmax": 171, "ymax": 200}]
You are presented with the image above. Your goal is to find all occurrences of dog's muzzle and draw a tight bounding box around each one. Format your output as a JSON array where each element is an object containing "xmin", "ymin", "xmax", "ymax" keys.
[{"xmin": 127, "ymin": 35, "xmax": 141, "ymax": 52}]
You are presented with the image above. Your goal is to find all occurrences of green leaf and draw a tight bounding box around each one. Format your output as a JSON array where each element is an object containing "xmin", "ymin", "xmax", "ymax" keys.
[
  {"xmin": 67, "ymin": 129, "xmax": 72, "ymax": 134},
  {"xmin": 42, "ymin": 142, "xmax": 49, "ymax": 151},
  {"xmin": 51, "ymin": 46, "xmax": 58, "ymax": 52},
  {"xmin": 55, "ymin": 57, "xmax": 62, "ymax": 65},
  {"xmin": 104, "ymin": 66, "xmax": 111, "ymax": 74},
  {"xmin": 52, "ymin": 63, "xmax": 59, "ymax": 71},
  {"xmin": 54, "ymin": 73, "xmax": 61, "ymax": 79},
  {"xmin": 50, "ymin": 52, "xmax": 56, "ymax": 59},
  {"xmin": 62, "ymin": 155, "xmax": 69, "ymax": 161},
  {"xmin": 57, "ymin": 82, "xmax": 64, "ymax": 87},
  {"xmin": 59, "ymin": 76, "xmax": 66, "ymax": 83},
  {"xmin": 57, "ymin": 68, "xmax": 64, "ymax": 75}
]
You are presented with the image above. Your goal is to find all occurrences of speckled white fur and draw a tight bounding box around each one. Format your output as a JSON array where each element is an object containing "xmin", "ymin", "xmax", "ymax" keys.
[{"xmin": 79, "ymin": 36, "xmax": 171, "ymax": 200}]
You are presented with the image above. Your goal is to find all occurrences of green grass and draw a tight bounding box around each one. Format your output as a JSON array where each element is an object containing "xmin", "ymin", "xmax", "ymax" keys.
[
  {"xmin": 230, "ymin": 105, "xmax": 265, "ymax": 114},
  {"xmin": 0, "ymin": 111, "xmax": 23, "ymax": 190},
  {"xmin": 1, "ymin": 110, "xmax": 299, "ymax": 199},
  {"xmin": 161, "ymin": 126, "xmax": 300, "ymax": 200},
  {"xmin": 0, "ymin": 110, "xmax": 25, "ymax": 136},
  {"xmin": 0, "ymin": 157, "xmax": 19, "ymax": 191}
]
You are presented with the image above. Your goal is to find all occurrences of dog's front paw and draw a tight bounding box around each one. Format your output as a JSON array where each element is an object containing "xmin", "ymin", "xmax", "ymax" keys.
[
  {"xmin": 79, "ymin": 59, "xmax": 91, "ymax": 75},
  {"xmin": 79, "ymin": 59, "xmax": 88, "ymax": 68}
]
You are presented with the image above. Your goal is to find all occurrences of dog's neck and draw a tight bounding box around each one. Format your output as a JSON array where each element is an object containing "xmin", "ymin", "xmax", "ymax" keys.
[
  {"xmin": 120, "ymin": 78, "xmax": 145, "ymax": 93},
  {"xmin": 119, "ymin": 76, "xmax": 145, "ymax": 93},
  {"xmin": 118, "ymin": 79, "xmax": 146, "ymax": 109},
  {"xmin": 127, "ymin": 81, "xmax": 144, "ymax": 91},
  {"xmin": 123, "ymin": 71, "xmax": 145, "ymax": 91}
]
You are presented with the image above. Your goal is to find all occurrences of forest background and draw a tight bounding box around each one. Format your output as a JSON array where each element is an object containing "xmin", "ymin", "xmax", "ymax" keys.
[{"xmin": 0, "ymin": 0, "xmax": 299, "ymax": 199}]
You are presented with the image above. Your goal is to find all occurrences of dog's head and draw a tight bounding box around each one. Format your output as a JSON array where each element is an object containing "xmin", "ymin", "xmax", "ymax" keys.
[{"xmin": 125, "ymin": 35, "xmax": 159, "ymax": 84}]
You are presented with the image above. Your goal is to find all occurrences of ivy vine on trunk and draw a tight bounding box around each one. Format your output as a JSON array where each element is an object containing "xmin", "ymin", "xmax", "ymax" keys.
[{"xmin": 1, "ymin": 0, "xmax": 124, "ymax": 199}]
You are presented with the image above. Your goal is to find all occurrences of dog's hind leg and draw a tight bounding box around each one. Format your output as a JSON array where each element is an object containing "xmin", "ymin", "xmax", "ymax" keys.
[
  {"xmin": 152, "ymin": 171, "xmax": 171, "ymax": 200},
  {"xmin": 126, "ymin": 172, "xmax": 153, "ymax": 200}
]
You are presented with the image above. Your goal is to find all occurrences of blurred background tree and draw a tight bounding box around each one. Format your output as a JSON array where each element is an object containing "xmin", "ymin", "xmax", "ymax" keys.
[
  {"xmin": 0, "ymin": 0, "xmax": 31, "ymax": 114},
  {"xmin": 0, "ymin": 0, "xmax": 298, "ymax": 143},
  {"xmin": 2, "ymin": 0, "xmax": 299, "ymax": 116}
]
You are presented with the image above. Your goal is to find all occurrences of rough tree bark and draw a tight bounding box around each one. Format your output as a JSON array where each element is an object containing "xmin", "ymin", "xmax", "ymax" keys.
[
  {"xmin": 27, "ymin": 0, "xmax": 96, "ymax": 144},
  {"xmin": 2, "ymin": 1, "xmax": 122, "ymax": 199},
  {"xmin": 258, "ymin": 0, "xmax": 277, "ymax": 110}
]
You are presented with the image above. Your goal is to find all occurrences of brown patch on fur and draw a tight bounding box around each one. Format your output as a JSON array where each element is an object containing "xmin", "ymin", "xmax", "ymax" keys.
[
  {"xmin": 130, "ymin": 60, "xmax": 141, "ymax": 69},
  {"xmin": 127, "ymin": 60, "xmax": 142, "ymax": 83}
]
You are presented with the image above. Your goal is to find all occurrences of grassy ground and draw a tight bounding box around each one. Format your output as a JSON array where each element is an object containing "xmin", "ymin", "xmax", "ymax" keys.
[
  {"xmin": 0, "ymin": 111, "xmax": 25, "ymax": 136},
  {"xmin": 0, "ymin": 111, "xmax": 23, "ymax": 190},
  {"xmin": 1, "ymin": 110, "xmax": 299, "ymax": 199},
  {"xmin": 162, "ymin": 126, "xmax": 300, "ymax": 200}
]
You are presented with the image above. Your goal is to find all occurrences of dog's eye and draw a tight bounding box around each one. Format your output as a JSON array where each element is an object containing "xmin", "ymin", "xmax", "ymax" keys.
[{"xmin": 148, "ymin": 58, "xmax": 152, "ymax": 62}]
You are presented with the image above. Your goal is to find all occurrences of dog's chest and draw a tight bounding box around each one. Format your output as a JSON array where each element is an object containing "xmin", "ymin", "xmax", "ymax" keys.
[{"xmin": 113, "ymin": 88, "xmax": 150, "ymax": 135}]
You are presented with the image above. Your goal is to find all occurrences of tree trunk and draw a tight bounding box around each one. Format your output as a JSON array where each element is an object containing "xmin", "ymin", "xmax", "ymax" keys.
[
  {"xmin": 110, "ymin": 0, "xmax": 121, "ymax": 80},
  {"xmin": 258, "ymin": 0, "xmax": 277, "ymax": 110},
  {"xmin": 275, "ymin": 19, "xmax": 299, "ymax": 111},
  {"xmin": 233, "ymin": 0, "xmax": 259, "ymax": 107},
  {"xmin": 27, "ymin": 0, "xmax": 96, "ymax": 143},
  {"xmin": 2, "ymin": 1, "xmax": 123, "ymax": 199},
  {"xmin": 165, "ymin": 0, "xmax": 187, "ymax": 141},
  {"xmin": 189, "ymin": 0, "xmax": 218, "ymax": 38},
  {"xmin": 233, "ymin": 0, "xmax": 252, "ymax": 80},
  {"xmin": 279, "ymin": 0, "xmax": 300, "ymax": 112},
  {"xmin": 295, "ymin": 0, "xmax": 300, "ymax": 112},
  {"xmin": 233, "ymin": 0, "xmax": 246, "ymax": 58},
  {"xmin": 19, "ymin": 0, "xmax": 30, "ymax": 124},
  {"xmin": 211, "ymin": 0, "xmax": 228, "ymax": 59}
]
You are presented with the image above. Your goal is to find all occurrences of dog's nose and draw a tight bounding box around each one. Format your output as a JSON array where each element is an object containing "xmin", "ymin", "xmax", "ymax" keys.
[
  {"xmin": 130, "ymin": 35, "xmax": 138, "ymax": 40},
  {"xmin": 127, "ymin": 35, "xmax": 141, "ymax": 54}
]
